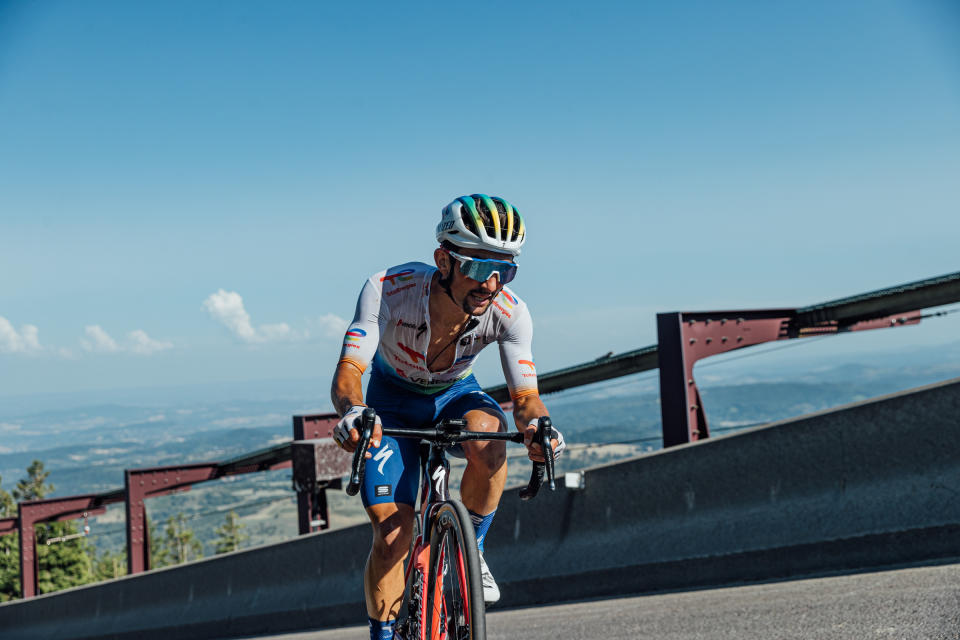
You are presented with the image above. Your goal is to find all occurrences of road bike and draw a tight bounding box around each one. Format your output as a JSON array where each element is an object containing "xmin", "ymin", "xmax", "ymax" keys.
[{"xmin": 346, "ymin": 408, "xmax": 556, "ymax": 640}]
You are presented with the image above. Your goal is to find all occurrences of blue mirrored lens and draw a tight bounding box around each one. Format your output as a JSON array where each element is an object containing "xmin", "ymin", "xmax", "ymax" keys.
[{"xmin": 452, "ymin": 253, "xmax": 518, "ymax": 284}]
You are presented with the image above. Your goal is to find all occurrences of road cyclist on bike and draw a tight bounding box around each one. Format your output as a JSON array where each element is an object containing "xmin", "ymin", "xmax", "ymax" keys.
[{"xmin": 331, "ymin": 194, "xmax": 565, "ymax": 640}]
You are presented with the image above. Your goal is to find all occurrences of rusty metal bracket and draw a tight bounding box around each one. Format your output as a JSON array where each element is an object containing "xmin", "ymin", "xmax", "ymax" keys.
[
  {"xmin": 292, "ymin": 414, "xmax": 350, "ymax": 535},
  {"xmin": 657, "ymin": 309, "xmax": 922, "ymax": 447},
  {"xmin": 0, "ymin": 517, "xmax": 16, "ymax": 536},
  {"xmin": 17, "ymin": 492, "xmax": 123, "ymax": 598}
]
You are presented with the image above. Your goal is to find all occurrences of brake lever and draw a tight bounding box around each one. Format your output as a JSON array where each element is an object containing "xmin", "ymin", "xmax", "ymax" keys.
[
  {"xmin": 519, "ymin": 416, "xmax": 556, "ymax": 501},
  {"xmin": 540, "ymin": 416, "xmax": 556, "ymax": 491},
  {"xmin": 345, "ymin": 408, "xmax": 376, "ymax": 496}
]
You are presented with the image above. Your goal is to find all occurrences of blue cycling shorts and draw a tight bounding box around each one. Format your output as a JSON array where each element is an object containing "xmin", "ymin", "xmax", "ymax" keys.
[{"xmin": 360, "ymin": 373, "xmax": 506, "ymax": 508}]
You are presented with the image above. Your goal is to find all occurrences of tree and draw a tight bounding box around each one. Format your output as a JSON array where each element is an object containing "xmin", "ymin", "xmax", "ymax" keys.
[
  {"xmin": 5, "ymin": 461, "xmax": 93, "ymax": 595},
  {"xmin": 160, "ymin": 513, "xmax": 203, "ymax": 565},
  {"xmin": 148, "ymin": 518, "xmax": 170, "ymax": 569},
  {"xmin": 13, "ymin": 460, "xmax": 54, "ymax": 502},
  {"xmin": 213, "ymin": 510, "xmax": 248, "ymax": 554},
  {"xmin": 34, "ymin": 522, "xmax": 94, "ymax": 594},
  {"xmin": 89, "ymin": 547, "xmax": 126, "ymax": 582},
  {"xmin": 0, "ymin": 473, "xmax": 18, "ymax": 602}
]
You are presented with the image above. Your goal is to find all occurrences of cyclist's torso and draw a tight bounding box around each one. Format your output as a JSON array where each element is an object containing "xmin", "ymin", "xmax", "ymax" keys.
[{"xmin": 339, "ymin": 262, "xmax": 538, "ymax": 399}]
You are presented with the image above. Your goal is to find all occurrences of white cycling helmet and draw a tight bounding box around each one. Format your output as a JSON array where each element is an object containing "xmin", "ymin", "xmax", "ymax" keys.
[{"xmin": 436, "ymin": 194, "xmax": 526, "ymax": 257}]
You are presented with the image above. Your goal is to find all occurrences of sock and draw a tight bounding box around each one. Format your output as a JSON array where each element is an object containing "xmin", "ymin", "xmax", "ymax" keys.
[
  {"xmin": 368, "ymin": 617, "xmax": 395, "ymax": 640},
  {"xmin": 468, "ymin": 509, "xmax": 496, "ymax": 554}
]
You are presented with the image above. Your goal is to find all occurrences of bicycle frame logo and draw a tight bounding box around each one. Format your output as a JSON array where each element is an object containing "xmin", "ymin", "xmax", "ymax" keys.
[{"xmin": 432, "ymin": 465, "xmax": 446, "ymax": 495}]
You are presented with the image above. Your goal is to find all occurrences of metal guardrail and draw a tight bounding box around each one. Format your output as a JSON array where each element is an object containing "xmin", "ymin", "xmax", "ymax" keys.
[{"xmin": 485, "ymin": 270, "xmax": 960, "ymax": 404}]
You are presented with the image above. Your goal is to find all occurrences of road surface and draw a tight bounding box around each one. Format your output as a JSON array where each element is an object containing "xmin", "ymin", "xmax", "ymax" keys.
[{"xmin": 232, "ymin": 560, "xmax": 960, "ymax": 640}]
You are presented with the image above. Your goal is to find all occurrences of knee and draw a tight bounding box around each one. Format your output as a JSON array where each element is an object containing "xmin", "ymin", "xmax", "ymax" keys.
[
  {"xmin": 465, "ymin": 439, "xmax": 506, "ymax": 475},
  {"xmin": 371, "ymin": 518, "xmax": 413, "ymax": 567}
]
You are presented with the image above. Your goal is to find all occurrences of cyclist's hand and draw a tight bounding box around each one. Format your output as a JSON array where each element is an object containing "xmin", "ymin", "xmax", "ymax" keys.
[
  {"xmin": 523, "ymin": 419, "xmax": 565, "ymax": 462},
  {"xmin": 333, "ymin": 405, "xmax": 382, "ymax": 456}
]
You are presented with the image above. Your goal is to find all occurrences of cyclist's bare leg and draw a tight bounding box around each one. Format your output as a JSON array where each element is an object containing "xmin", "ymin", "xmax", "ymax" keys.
[
  {"xmin": 459, "ymin": 408, "xmax": 508, "ymax": 515},
  {"xmin": 364, "ymin": 502, "xmax": 415, "ymax": 621}
]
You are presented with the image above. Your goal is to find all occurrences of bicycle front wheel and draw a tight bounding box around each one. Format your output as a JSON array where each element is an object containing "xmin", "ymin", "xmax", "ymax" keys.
[{"xmin": 425, "ymin": 501, "xmax": 485, "ymax": 640}]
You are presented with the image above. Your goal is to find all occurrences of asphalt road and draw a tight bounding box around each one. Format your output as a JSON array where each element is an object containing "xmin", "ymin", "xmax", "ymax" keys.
[{"xmin": 236, "ymin": 561, "xmax": 960, "ymax": 640}]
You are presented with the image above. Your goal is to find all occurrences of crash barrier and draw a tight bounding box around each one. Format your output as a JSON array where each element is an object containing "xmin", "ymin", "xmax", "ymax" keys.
[{"xmin": 2, "ymin": 376, "xmax": 958, "ymax": 639}]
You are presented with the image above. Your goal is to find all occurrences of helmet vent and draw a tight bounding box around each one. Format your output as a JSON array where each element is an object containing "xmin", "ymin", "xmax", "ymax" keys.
[{"xmin": 472, "ymin": 196, "xmax": 510, "ymax": 241}]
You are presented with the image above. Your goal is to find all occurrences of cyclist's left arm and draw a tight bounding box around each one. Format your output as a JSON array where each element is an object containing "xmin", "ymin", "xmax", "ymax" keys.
[{"xmin": 498, "ymin": 301, "xmax": 564, "ymax": 461}]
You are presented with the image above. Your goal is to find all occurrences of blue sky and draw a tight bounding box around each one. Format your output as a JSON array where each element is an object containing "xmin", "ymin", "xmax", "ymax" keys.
[{"xmin": 1, "ymin": 0, "xmax": 959, "ymax": 403}]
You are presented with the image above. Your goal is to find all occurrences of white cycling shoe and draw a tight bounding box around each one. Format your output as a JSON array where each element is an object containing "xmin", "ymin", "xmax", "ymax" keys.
[{"xmin": 478, "ymin": 551, "xmax": 500, "ymax": 605}]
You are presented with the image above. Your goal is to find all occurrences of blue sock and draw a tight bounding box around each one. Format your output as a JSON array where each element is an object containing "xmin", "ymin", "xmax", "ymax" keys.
[
  {"xmin": 368, "ymin": 617, "xmax": 395, "ymax": 640},
  {"xmin": 468, "ymin": 509, "xmax": 496, "ymax": 554}
]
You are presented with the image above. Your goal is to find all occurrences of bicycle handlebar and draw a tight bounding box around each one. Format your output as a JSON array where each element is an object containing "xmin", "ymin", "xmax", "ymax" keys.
[{"xmin": 344, "ymin": 408, "xmax": 556, "ymax": 499}]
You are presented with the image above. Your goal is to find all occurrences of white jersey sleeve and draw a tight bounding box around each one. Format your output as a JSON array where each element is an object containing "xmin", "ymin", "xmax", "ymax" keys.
[
  {"xmin": 338, "ymin": 275, "xmax": 388, "ymax": 373},
  {"xmin": 496, "ymin": 291, "xmax": 539, "ymax": 400}
]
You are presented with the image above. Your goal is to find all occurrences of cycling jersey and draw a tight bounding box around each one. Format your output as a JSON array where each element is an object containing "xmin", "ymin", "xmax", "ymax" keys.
[{"xmin": 338, "ymin": 262, "xmax": 539, "ymax": 400}]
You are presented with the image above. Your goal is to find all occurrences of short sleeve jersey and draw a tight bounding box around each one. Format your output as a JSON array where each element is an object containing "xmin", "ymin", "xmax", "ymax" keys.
[{"xmin": 338, "ymin": 262, "xmax": 539, "ymax": 400}]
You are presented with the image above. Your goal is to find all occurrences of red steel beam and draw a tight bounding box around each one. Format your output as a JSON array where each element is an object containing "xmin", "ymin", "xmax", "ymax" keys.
[
  {"xmin": 657, "ymin": 309, "xmax": 922, "ymax": 447},
  {"xmin": 124, "ymin": 453, "xmax": 294, "ymax": 576},
  {"xmin": 125, "ymin": 463, "xmax": 222, "ymax": 576},
  {"xmin": 17, "ymin": 493, "xmax": 122, "ymax": 598},
  {"xmin": 0, "ymin": 517, "xmax": 16, "ymax": 536}
]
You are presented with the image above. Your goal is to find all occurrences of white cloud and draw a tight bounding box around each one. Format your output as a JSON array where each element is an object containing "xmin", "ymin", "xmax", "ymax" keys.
[
  {"xmin": 311, "ymin": 313, "xmax": 349, "ymax": 337},
  {"xmin": 0, "ymin": 316, "xmax": 43, "ymax": 353},
  {"xmin": 127, "ymin": 329, "xmax": 173, "ymax": 355},
  {"xmin": 82, "ymin": 325, "xmax": 120, "ymax": 352},
  {"xmin": 203, "ymin": 290, "xmax": 258, "ymax": 341},
  {"xmin": 82, "ymin": 325, "xmax": 172, "ymax": 356},
  {"xmin": 203, "ymin": 289, "xmax": 314, "ymax": 343}
]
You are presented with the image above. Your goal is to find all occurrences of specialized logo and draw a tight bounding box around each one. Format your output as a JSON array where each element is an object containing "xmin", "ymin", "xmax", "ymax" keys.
[
  {"xmin": 381, "ymin": 269, "xmax": 415, "ymax": 286},
  {"xmin": 397, "ymin": 341, "xmax": 425, "ymax": 365},
  {"xmin": 373, "ymin": 444, "xmax": 394, "ymax": 475},
  {"xmin": 432, "ymin": 465, "xmax": 447, "ymax": 494}
]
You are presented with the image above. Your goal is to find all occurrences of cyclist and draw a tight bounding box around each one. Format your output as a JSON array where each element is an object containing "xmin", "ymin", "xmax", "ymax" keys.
[{"xmin": 331, "ymin": 194, "xmax": 564, "ymax": 640}]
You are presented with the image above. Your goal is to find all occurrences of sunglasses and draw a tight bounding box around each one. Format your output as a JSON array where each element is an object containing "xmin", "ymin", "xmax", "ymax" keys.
[{"xmin": 445, "ymin": 250, "xmax": 519, "ymax": 284}]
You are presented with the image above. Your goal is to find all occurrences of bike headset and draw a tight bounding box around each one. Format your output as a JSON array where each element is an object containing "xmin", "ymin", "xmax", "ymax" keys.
[{"xmin": 434, "ymin": 194, "xmax": 526, "ymax": 304}]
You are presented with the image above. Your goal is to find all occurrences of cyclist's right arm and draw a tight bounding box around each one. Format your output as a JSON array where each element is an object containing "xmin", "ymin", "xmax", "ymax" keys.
[{"xmin": 330, "ymin": 276, "xmax": 387, "ymax": 453}]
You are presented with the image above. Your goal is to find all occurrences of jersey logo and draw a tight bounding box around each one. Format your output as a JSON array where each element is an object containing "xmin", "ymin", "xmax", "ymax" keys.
[
  {"xmin": 518, "ymin": 359, "xmax": 535, "ymax": 371},
  {"xmin": 381, "ymin": 269, "xmax": 415, "ymax": 286},
  {"xmin": 344, "ymin": 328, "xmax": 367, "ymax": 342},
  {"xmin": 373, "ymin": 445, "xmax": 394, "ymax": 475},
  {"xmin": 397, "ymin": 341, "xmax": 425, "ymax": 364}
]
